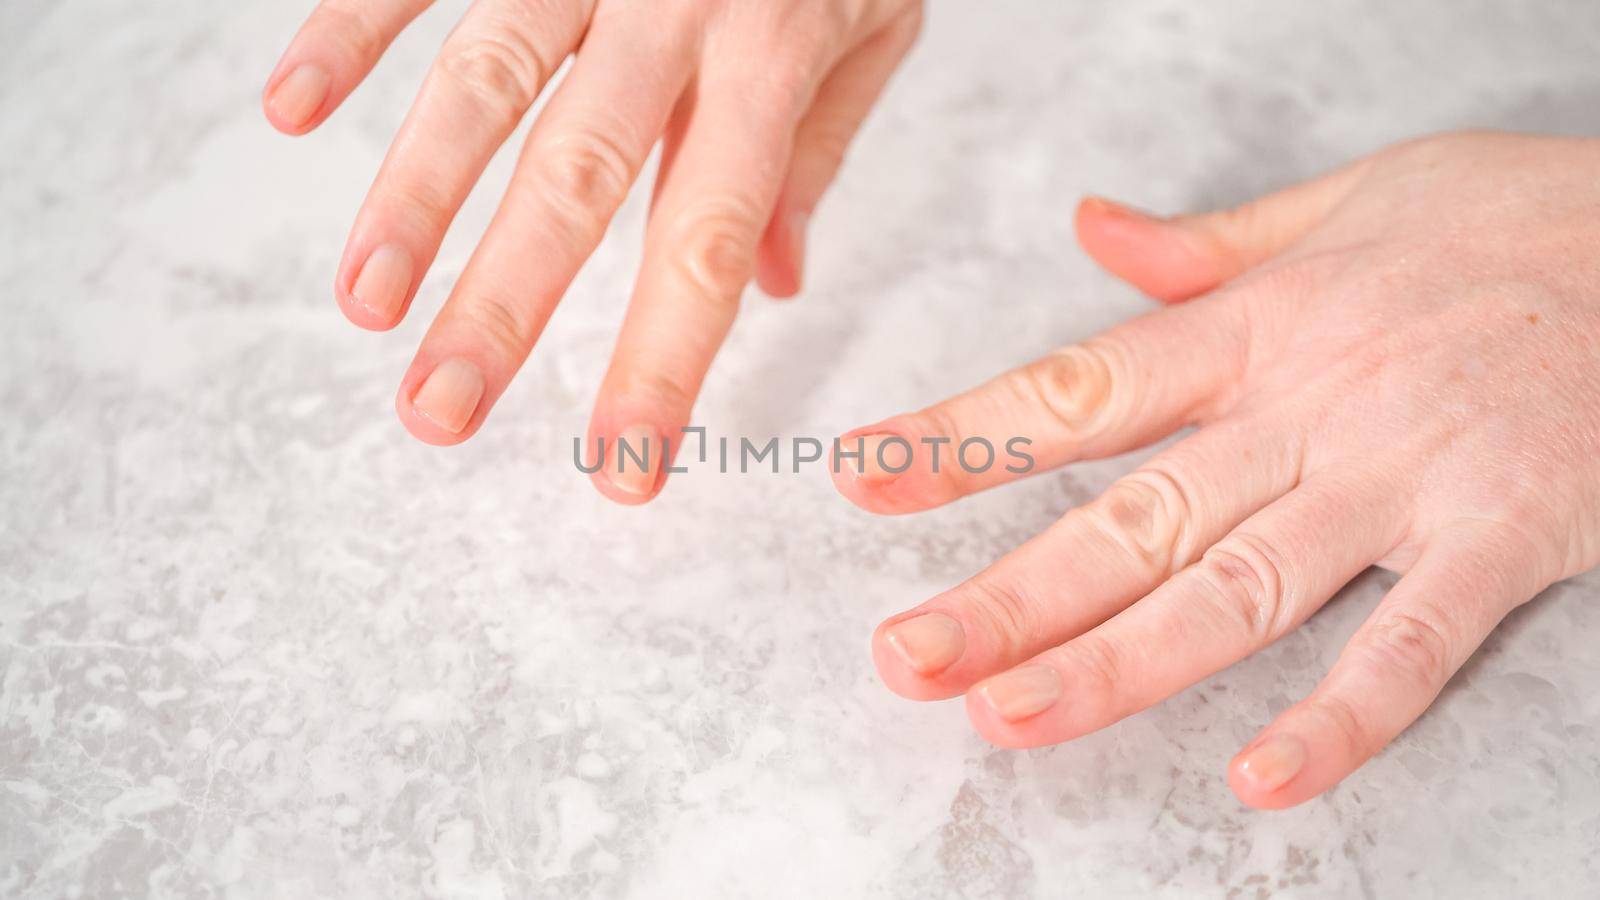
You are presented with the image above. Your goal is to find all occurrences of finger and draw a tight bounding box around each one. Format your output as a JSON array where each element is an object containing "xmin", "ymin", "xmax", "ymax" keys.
[
  {"xmin": 965, "ymin": 468, "xmax": 1406, "ymax": 748},
  {"xmin": 395, "ymin": 16, "xmax": 697, "ymax": 445},
  {"xmin": 872, "ymin": 414, "xmax": 1304, "ymax": 701},
  {"xmin": 831, "ymin": 291, "xmax": 1251, "ymax": 515},
  {"xmin": 1074, "ymin": 156, "xmax": 1374, "ymax": 303},
  {"xmin": 584, "ymin": 59, "xmax": 820, "ymax": 502},
  {"xmin": 1229, "ymin": 521, "xmax": 1549, "ymax": 809},
  {"xmin": 334, "ymin": 0, "xmax": 595, "ymax": 331},
  {"xmin": 263, "ymin": 0, "xmax": 436, "ymax": 135},
  {"xmin": 754, "ymin": 8, "xmax": 922, "ymax": 298}
]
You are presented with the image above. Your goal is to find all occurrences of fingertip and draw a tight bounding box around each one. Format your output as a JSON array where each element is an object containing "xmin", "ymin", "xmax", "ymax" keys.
[
  {"xmin": 262, "ymin": 62, "xmax": 333, "ymax": 136},
  {"xmin": 339, "ymin": 297, "xmax": 402, "ymax": 332},
  {"xmin": 1074, "ymin": 195, "xmax": 1221, "ymax": 304},
  {"xmin": 587, "ymin": 470, "xmax": 663, "ymax": 505},
  {"xmin": 337, "ymin": 243, "xmax": 415, "ymax": 331},
  {"xmin": 828, "ymin": 423, "xmax": 953, "ymax": 516},
  {"xmin": 1227, "ymin": 733, "xmax": 1315, "ymax": 810},
  {"xmin": 394, "ymin": 399, "xmax": 475, "ymax": 447},
  {"xmin": 962, "ymin": 689, "xmax": 1046, "ymax": 750},
  {"xmin": 395, "ymin": 358, "xmax": 488, "ymax": 446},
  {"xmin": 755, "ymin": 254, "xmax": 801, "ymax": 299},
  {"xmin": 581, "ymin": 414, "xmax": 676, "ymax": 505},
  {"xmin": 755, "ymin": 208, "xmax": 807, "ymax": 299},
  {"xmin": 870, "ymin": 612, "xmax": 968, "ymax": 701}
]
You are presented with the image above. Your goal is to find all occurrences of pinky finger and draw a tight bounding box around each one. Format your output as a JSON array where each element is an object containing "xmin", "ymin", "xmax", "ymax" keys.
[
  {"xmin": 1229, "ymin": 520, "xmax": 1551, "ymax": 809},
  {"xmin": 754, "ymin": 7, "xmax": 921, "ymax": 297},
  {"xmin": 263, "ymin": 0, "xmax": 436, "ymax": 135}
]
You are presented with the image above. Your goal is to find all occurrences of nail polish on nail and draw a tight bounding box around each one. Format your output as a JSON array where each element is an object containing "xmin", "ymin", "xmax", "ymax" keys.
[
  {"xmin": 411, "ymin": 359, "xmax": 485, "ymax": 435},
  {"xmin": 351, "ymin": 244, "xmax": 413, "ymax": 322},
  {"xmin": 977, "ymin": 665, "xmax": 1062, "ymax": 722},
  {"xmin": 267, "ymin": 64, "xmax": 331, "ymax": 129},
  {"xmin": 883, "ymin": 613, "xmax": 966, "ymax": 677},
  {"xmin": 1235, "ymin": 736, "xmax": 1307, "ymax": 793},
  {"xmin": 856, "ymin": 434, "xmax": 912, "ymax": 484},
  {"xmin": 608, "ymin": 423, "xmax": 661, "ymax": 496}
]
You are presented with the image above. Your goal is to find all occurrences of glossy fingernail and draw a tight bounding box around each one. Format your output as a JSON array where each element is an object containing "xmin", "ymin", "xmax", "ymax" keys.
[
  {"xmin": 608, "ymin": 424, "xmax": 661, "ymax": 496},
  {"xmin": 883, "ymin": 613, "xmax": 966, "ymax": 677},
  {"xmin": 267, "ymin": 64, "xmax": 331, "ymax": 129},
  {"xmin": 351, "ymin": 244, "xmax": 413, "ymax": 323},
  {"xmin": 977, "ymin": 665, "xmax": 1062, "ymax": 722},
  {"xmin": 855, "ymin": 434, "xmax": 912, "ymax": 484},
  {"xmin": 411, "ymin": 359, "xmax": 485, "ymax": 435},
  {"xmin": 1235, "ymin": 735, "xmax": 1307, "ymax": 793}
]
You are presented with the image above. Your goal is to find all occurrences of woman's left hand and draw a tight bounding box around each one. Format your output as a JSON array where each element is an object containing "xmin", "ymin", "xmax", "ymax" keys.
[
  {"xmin": 832, "ymin": 131, "xmax": 1600, "ymax": 808},
  {"xmin": 262, "ymin": 0, "xmax": 921, "ymax": 503}
]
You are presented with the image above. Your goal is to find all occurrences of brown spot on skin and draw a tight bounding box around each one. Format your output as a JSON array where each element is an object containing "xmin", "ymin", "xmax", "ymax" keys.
[{"xmin": 1527, "ymin": 313, "xmax": 1540, "ymax": 324}]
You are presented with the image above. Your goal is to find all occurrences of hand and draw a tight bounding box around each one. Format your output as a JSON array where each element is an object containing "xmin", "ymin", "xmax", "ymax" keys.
[
  {"xmin": 833, "ymin": 131, "xmax": 1600, "ymax": 808},
  {"xmin": 263, "ymin": 0, "xmax": 921, "ymax": 501}
]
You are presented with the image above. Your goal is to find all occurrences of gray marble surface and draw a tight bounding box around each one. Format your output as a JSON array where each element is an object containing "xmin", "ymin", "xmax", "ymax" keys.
[{"xmin": 4, "ymin": 1, "xmax": 1600, "ymax": 897}]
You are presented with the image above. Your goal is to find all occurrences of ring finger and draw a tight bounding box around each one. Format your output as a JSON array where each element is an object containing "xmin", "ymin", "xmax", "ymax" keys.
[
  {"xmin": 965, "ymin": 465, "xmax": 1408, "ymax": 749},
  {"xmin": 584, "ymin": 49, "xmax": 827, "ymax": 500}
]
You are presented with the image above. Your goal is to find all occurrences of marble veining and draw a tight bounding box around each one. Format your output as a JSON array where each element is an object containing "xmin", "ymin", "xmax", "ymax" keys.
[{"xmin": 3, "ymin": 1, "xmax": 1599, "ymax": 897}]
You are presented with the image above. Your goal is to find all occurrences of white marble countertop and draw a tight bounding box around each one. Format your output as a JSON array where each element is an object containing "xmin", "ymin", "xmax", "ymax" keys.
[{"xmin": 4, "ymin": 1, "xmax": 1600, "ymax": 897}]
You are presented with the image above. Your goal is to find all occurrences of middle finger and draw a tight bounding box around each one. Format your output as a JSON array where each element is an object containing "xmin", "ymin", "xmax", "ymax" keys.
[
  {"xmin": 395, "ymin": 10, "xmax": 700, "ymax": 441},
  {"xmin": 336, "ymin": 0, "xmax": 596, "ymax": 331}
]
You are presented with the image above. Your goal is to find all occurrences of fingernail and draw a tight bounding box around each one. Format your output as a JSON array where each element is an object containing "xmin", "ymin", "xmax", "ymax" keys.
[
  {"xmin": 976, "ymin": 665, "xmax": 1062, "ymax": 722},
  {"xmin": 1084, "ymin": 195, "xmax": 1159, "ymax": 222},
  {"xmin": 856, "ymin": 434, "xmax": 912, "ymax": 484},
  {"xmin": 267, "ymin": 64, "xmax": 331, "ymax": 129},
  {"xmin": 608, "ymin": 423, "xmax": 661, "ymax": 496},
  {"xmin": 1235, "ymin": 735, "xmax": 1307, "ymax": 793},
  {"xmin": 883, "ymin": 613, "xmax": 966, "ymax": 677},
  {"xmin": 411, "ymin": 359, "xmax": 485, "ymax": 435},
  {"xmin": 351, "ymin": 244, "xmax": 413, "ymax": 322}
]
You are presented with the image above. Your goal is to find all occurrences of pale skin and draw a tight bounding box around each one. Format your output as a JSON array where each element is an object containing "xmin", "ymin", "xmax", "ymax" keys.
[
  {"xmin": 264, "ymin": 8, "xmax": 1600, "ymax": 810},
  {"xmin": 834, "ymin": 132, "xmax": 1600, "ymax": 809},
  {"xmin": 262, "ymin": 0, "xmax": 922, "ymax": 502}
]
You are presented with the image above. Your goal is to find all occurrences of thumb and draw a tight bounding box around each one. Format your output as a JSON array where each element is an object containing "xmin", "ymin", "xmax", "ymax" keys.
[{"xmin": 1075, "ymin": 159, "xmax": 1372, "ymax": 304}]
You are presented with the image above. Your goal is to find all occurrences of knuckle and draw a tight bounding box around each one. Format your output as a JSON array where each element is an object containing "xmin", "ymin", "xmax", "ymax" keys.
[
  {"xmin": 1192, "ymin": 532, "xmax": 1292, "ymax": 644},
  {"xmin": 530, "ymin": 129, "xmax": 635, "ymax": 237},
  {"xmin": 1061, "ymin": 633, "xmax": 1122, "ymax": 702},
  {"xmin": 1089, "ymin": 466, "xmax": 1196, "ymax": 576},
  {"xmin": 917, "ymin": 405, "xmax": 978, "ymax": 491},
  {"xmin": 797, "ymin": 117, "xmax": 854, "ymax": 178},
  {"xmin": 461, "ymin": 291, "xmax": 531, "ymax": 359},
  {"xmin": 670, "ymin": 203, "xmax": 761, "ymax": 306},
  {"xmin": 316, "ymin": 3, "xmax": 385, "ymax": 61},
  {"xmin": 959, "ymin": 578, "xmax": 1039, "ymax": 661},
  {"xmin": 1017, "ymin": 341, "xmax": 1116, "ymax": 435},
  {"xmin": 1310, "ymin": 693, "xmax": 1374, "ymax": 760},
  {"xmin": 1458, "ymin": 514, "xmax": 1563, "ymax": 587},
  {"xmin": 767, "ymin": 57, "xmax": 822, "ymax": 111},
  {"xmin": 440, "ymin": 28, "xmax": 550, "ymax": 120},
  {"xmin": 1360, "ymin": 609, "xmax": 1453, "ymax": 689},
  {"xmin": 1202, "ymin": 202, "xmax": 1261, "ymax": 251},
  {"xmin": 388, "ymin": 177, "xmax": 454, "ymax": 229},
  {"xmin": 611, "ymin": 368, "xmax": 694, "ymax": 416}
]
